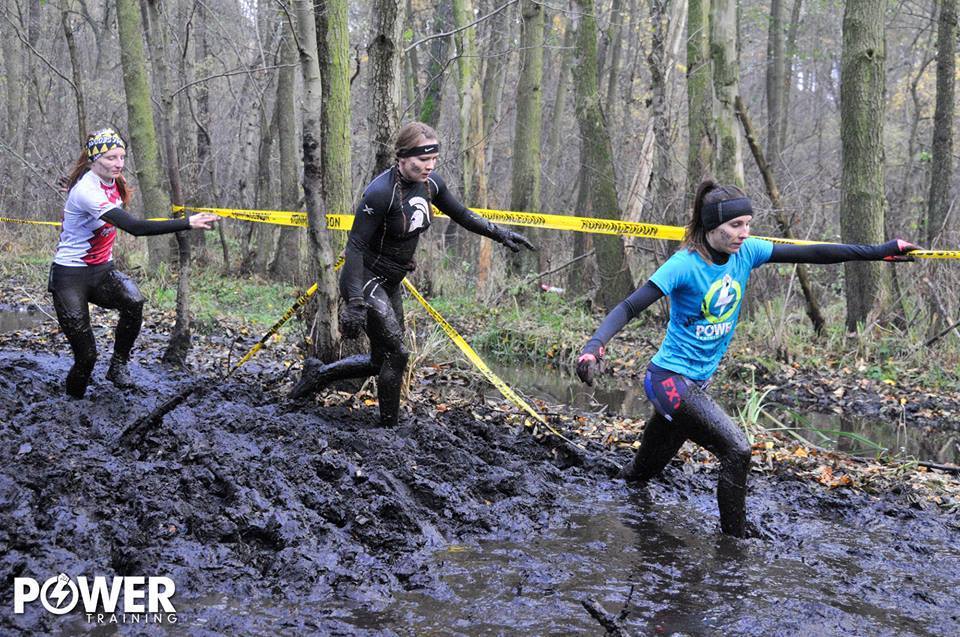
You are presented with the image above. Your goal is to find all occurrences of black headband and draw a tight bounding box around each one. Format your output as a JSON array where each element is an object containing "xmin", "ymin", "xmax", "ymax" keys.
[
  {"xmin": 702, "ymin": 197, "xmax": 753, "ymax": 231},
  {"xmin": 396, "ymin": 143, "xmax": 440, "ymax": 158}
]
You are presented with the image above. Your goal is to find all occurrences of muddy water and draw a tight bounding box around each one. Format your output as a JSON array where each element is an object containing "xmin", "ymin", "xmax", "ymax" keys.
[
  {"xmin": 1, "ymin": 339, "xmax": 958, "ymax": 635},
  {"xmin": 364, "ymin": 483, "xmax": 960, "ymax": 636},
  {"xmin": 486, "ymin": 359, "xmax": 960, "ymax": 465},
  {"xmin": 0, "ymin": 307, "xmax": 48, "ymax": 333}
]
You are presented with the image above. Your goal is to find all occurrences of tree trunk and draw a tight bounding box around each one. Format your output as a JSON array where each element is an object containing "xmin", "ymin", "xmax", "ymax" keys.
[
  {"xmin": 419, "ymin": 1, "xmax": 453, "ymax": 126},
  {"xmin": 368, "ymin": 0, "xmax": 403, "ymax": 176},
  {"xmin": 840, "ymin": 0, "xmax": 886, "ymax": 331},
  {"xmin": 241, "ymin": 105, "xmax": 278, "ymax": 275},
  {"xmin": 446, "ymin": 0, "xmax": 487, "ymax": 256},
  {"xmin": 116, "ymin": 0, "xmax": 170, "ymax": 266},
  {"xmin": 544, "ymin": 14, "xmax": 575, "ymax": 206},
  {"xmin": 687, "ymin": 0, "xmax": 715, "ymax": 189},
  {"xmin": 766, "ymin": 0, "xmax": 785, "ymax": 168},
  {"xmin": 603, "ymin": 0, "xmax": 625, "ymax": 127},
  {"xmin": 144, "ymin": 0, "xmax": 195, "ymax": 365},
  {"xmin": 926, "ymin": 0, "xmax": 956, "ymax": 246},
  {"xmin": 403, "ymin": 0, "xmax": 421, "ymax": 115},
  {"xmin": 508, "ymin": 0, "xmax": 544, "ymax": 276},
  {"xmin": 625, "ymin": 0, "xmax": 686, "ymax": 229},
  {"xmin": 189, "ymin": 0, "xmax": 211, "ymax": 263},
  {"xmin": 269, "ymin": 24, "xmax": 302, "ymax": 282},
  {"xmin": 295, "ymin": 0, "xmax": 340, "ymax": 362},
  {"xmin": 779, "ymin": 0, "xmax": 803, "ymax": 146},
  {"xmin": 711, "ymin": 0, "xmax": 743, "ymax": 185},
  {"xmin": 572, "ymin": 0, "xmax": 634, "ymax": 311},
  {"xmin": 317, "ymin": 0, "xmax": 353, "ymax": 230},
  {"xmin": 60, "ymin": 1, "xmax": 88, "ymax": 148}
]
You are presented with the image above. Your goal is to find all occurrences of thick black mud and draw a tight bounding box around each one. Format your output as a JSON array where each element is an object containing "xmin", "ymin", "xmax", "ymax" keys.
[{"xmin": 0, "ymin": 347, "xmax": 958, "ymax": 635}]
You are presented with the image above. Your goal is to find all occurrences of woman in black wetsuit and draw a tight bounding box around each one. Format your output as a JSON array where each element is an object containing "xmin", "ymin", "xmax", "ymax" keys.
[
  {"xmin": 577, "ymin": 179, "xmax": 919, "ymax": 536},
  {"xmin": 290, "ymin": 121, "xmax": 535, "ymax": 426},
  {"xmin": 50, "ymin": 128, "xmax": 218, "ymax": 399}
]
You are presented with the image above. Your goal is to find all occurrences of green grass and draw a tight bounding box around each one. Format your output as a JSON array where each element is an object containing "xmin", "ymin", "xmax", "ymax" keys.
[{"xmin": 141, "ymin": 268, "xmax": 304, "ymax": 327}]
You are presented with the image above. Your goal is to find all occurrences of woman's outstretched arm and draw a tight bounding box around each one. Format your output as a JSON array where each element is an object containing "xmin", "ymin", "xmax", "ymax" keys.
[
  {"xmin": 577, "ymin": 280, "xmax": 664, "ymax": 385},
  {"xmin": 767, "ymin": 239, "xmax": 918, "ymax": 264}
]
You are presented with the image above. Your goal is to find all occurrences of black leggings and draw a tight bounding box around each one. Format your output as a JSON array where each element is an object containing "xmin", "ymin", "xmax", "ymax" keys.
[
  {"xmin": 303, "ymin": 271, "xmax": 409, "ymax": 426},
  {"xmin": 48, "ymin": 263, "xmax": 145, "ymax": 397},
  {"xmin": 628, "ymin": 371, "xmax": 751, "ymax": 537}
]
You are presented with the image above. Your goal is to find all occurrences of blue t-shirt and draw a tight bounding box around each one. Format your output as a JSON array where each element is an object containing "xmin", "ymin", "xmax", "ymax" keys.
[{"xmin": 649, "ymin": 237, "xmax": 773, "ymax": 380}]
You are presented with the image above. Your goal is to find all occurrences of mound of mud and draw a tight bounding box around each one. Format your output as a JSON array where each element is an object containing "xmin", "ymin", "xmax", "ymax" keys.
[
  {"xmin": 1, "ymin": 335, "xmax": 958, "ymax": 635},
  {"xmin": 0, "ymin": 349, "xmax": 587, "ymax": 633}
]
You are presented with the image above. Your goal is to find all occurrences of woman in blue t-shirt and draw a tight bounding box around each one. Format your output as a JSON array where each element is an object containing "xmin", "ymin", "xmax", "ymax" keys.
[{"xmin": 576, "ymin": 180, "xmax": 918, "ymax": 536}]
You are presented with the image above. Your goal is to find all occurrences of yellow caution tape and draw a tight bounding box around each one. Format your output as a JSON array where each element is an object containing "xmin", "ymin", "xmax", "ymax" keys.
[
  {"xmin": 173, "ymin": 204, "xmax": 957, "ymax": 259},
  {"xmin": 0, "ymin": 216, "xmax": 60, "ymax": 227},
  {"xmin": 9, "ymin": 206, "xmax": 959, "ymax": 260},
  {"xmin": 227, "ymin": 256, "xmax": 345, "ymax": 376},
  {"xmin": 225, "ymin": 282, "xmax": 319, "ymax": 378},
  {"xmin": 402, "ymin": 278, "xmax": 582, "ymax": 448},
  {"xmin": 230, "ymin": 259, "xmax": 576, "ymax": 445}
]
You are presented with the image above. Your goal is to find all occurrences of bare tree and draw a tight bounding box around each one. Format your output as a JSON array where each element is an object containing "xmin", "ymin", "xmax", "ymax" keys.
[{"xmin": 839, "ymin": 0, "xmax": 886, "ymax": 331}]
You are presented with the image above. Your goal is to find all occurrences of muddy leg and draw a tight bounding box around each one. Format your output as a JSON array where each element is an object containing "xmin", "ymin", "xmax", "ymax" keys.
[
  {"xmin": 52, "ymin": 291, "xmax": 97, "ymax": 399},
  {"xmin": 289, "ymin": 355, "xmax": 380, "ymax": 399},
  {"xmin": 92, "ymin": 269, "xmax": 144, "ymax": 388},
  {"xmin": 49, "ymin": 264, "xmax": 99, "ymax": 399},
  {"xmin": 366, "ymin": 283, "xmax": 407, "ymax": 427},
  {"xmin": 676, "ymin": 385, "xmax": 751, "ymax": 537},
  {"xmin": 621, "ymin": 412, "xmax": 687, "ymax": 482}
]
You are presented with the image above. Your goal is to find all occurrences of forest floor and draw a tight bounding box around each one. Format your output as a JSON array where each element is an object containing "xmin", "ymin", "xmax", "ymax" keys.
[{"xmin": 0, "ymin": 273, "xmax": 958, "ymax": 635}]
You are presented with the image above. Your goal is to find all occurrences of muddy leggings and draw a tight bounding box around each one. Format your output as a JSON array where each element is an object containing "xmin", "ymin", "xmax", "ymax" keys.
[
  {"xmin": 625, "ymin": 364, "xmax": 752, "ymax": 537},
  {"xmin": 302, "ymin": 273, "xmax": 408, "ymax": 426},
  {"xmin": 48, "ymin": 263, "xmax": 145, "ymax": 398}
]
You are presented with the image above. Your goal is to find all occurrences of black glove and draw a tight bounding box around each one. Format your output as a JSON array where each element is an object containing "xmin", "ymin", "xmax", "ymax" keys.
[
  {"xmin": 576, "ymin": 343, "xmax": 605, "ymax": 386},
  {"xmin": 492, "ymin": 226, "xmax": 536, "ymax": 252},
  {"xmin": 340, "ymin": 298, "xmax": 367, "ymax": 339},
  {"xmin": 881, "ymin": 238, "xmax": 920, "ymax": 262}
]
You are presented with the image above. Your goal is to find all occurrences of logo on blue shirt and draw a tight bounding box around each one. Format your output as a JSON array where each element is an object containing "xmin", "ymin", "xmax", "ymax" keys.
[{"xmin": 700, "ymin": 274, "xmax": 742, "ymax": 324}]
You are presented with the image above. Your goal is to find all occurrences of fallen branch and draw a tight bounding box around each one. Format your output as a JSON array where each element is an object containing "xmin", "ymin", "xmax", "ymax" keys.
[
  {"xmin": 581, "ymin": 597, "xmax": 635, "ymax": 636},
  {"xmin": 115, "ymin": 384, "xmax": 198, "ymax": 450}
]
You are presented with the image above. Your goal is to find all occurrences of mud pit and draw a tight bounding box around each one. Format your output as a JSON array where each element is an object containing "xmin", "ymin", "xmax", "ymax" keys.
[{"xmin": 0, "ymin": 324, "xmax": 958, "ymax": 635}]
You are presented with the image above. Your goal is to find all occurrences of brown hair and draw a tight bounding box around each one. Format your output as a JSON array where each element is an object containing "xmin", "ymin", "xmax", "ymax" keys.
[
  {"xmin": 62, "ymin": 144, "xmax": 132, "ymax": 207},
  {"xmin": 682, "ymin": 179, "xmax": 747, "ymax": 260},
  {"xmin": 394, "ymin": 121, "xmax": 439, "ymax": 156}
]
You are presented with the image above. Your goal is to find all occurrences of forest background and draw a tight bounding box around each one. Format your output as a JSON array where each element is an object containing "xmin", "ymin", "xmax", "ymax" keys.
[{"xmin": 0, "ymin": 0, "xmax": 958, "ymax": 384}]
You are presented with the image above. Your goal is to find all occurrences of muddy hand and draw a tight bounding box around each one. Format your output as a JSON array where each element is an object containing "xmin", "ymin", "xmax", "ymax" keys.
[
  {"xmin": 576, "ymin": 353, "xmax": 602, "ymax": 386},
  {"xmin": 493, "ymin": 226, "xmax": 536, "ymax": 252}
]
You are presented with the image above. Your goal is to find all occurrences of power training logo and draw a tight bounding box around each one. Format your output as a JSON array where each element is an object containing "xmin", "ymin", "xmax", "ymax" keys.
[
  {"xmin": 13, "ymin": 573, "xmax": 178, "ymax": 625},
  {"xmin": 695, "ymin": 274, "xmax": 742, "ymax": 340}
]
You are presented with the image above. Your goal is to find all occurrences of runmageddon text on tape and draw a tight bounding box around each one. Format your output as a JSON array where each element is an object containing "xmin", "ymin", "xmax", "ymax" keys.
[{"xmin": 171, "ymin": 205, "xmax": 960, "ymax": 259}]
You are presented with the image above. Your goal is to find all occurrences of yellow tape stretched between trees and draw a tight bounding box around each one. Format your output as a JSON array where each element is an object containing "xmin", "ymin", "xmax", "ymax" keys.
[
  {"xmin": 172, "ymin": 204, "xmax": 960, "ymax": 259},
  {"xmin": 228, "ymin": 268, "xmax": 571, "ymax": 445},
  {"xmin": 0, "ymin": 216, "xmax": 61, "ymax": 227}
]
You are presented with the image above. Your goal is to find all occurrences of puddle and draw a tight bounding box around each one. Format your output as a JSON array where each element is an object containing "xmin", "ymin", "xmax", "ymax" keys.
[
  {"xmin": 484, "ymin": 358, "xmax": 960, "ymax": 465},
  {"xmin": 0, "ymin": 306, "xmax": 47, "ymax": 332},
  {"xmin": 360, "ymin": 487, "xmax": 960, "ymax": 636}
]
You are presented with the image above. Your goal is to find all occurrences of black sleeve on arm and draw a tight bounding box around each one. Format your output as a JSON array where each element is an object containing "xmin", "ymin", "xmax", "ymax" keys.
[
  {"xmin": 430, "ymin": 174, "xmax": 500, "ymax": 238},
  {"xmin": 339, "ymin": 189, "xmax": 386, "ymax": 302},
  {"xmin": 101, "ymin": 208, "xmax": 190, "ymax": 237},
  {"xmin": 768, "ymin": 241, "xmax": 896, "ymax": 264},
  {"xmin": 584, "ymin": 280, "xmax": 664, "ymax": 353}
]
